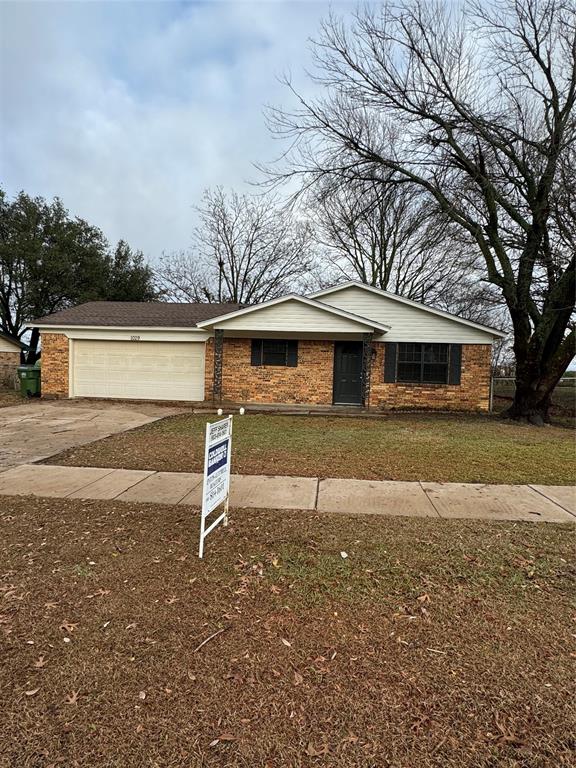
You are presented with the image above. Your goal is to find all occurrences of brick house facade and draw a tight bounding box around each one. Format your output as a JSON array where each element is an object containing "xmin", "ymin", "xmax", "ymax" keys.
[
  {"xmin": 0, "ymin": 333, "xmax": 24, "ymax": 388},
  {"xmin": 0, "ymin": 351, "xmax": 20, "ymax": 387},
  {"xmin": 218, "ymin": 338, "xmax": 335, "ymax": 405},
  {"xmin": 369, "ymin": 342, "xmax": 491, "ymax": 411},
  {"xmin": 205, "ymin": 338, "xmax": 491, "ymax": 411},
  {"xmin": 41, "ymin": 333, "xmax": 69, "ymax": 397},
  {"xmin": 34, "ymin": 282, "xmax": 503, "ymax": 411}
]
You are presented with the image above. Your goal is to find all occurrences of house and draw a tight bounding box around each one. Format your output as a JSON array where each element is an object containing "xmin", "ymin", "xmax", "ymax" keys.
[
  {"xmin": 31, "ymin": 282, "xmax": 505, "ymax": 412},
  {"xmin": 0, "ymin": 332, "xmax": 25, "ymax": 387}
]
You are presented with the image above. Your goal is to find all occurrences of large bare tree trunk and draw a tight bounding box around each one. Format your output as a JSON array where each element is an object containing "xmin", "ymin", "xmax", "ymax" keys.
[
  {"xmin": 503, "ymin": 325, "xmax": 575, "ymax": 424},
  {"xmin": 505, "ymin": 385, "xmax": 552, "ymax": 425}
]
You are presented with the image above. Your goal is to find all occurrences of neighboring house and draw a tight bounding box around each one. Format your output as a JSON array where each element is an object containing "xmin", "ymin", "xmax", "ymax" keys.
[
  {"xmin": 0, "ymin": 332, "xmax": 24, "ymax": 388},
  {"xmin": 30, "ymin": 282, "xmax": 505, "ymax": 412}
]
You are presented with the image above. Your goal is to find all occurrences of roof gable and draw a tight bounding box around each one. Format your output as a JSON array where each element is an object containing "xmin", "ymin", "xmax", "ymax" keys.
[
  {"xmin": 0, "ymin": 331, "xmax": 25, "ymax": 349},
  {"xmin": 196, "ymin": 294, "xmax": 391, "ymax": 333},
  {"xmin": 310, "ymin": 282, "xmax": 505, "ymax": 339}
]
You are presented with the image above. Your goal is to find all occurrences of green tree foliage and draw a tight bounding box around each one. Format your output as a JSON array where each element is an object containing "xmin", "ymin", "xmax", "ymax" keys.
[
  {"xmin": 0, "ymin": 188, "xmax": 157, "ymax": 341},
  {"xmin": 107, "ymin": 240, "xmax": 157, "ymax": 302}
]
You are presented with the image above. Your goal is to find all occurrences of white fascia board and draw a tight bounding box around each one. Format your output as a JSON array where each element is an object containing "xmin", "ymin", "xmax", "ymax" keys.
[
  {"xmin": 310, "ymin": 281, "xmax": 507, "ymax": 338},
  {"xmin": 30, "ymin": 324, "xmax": 208, "ymax": 332},
  {"xmin": 32, "ymin": 325, "xmax": 210, "ymax": 342},
  {"xmin": 195, "ymin": 293, "xmax": 391, "ymax": 333}
]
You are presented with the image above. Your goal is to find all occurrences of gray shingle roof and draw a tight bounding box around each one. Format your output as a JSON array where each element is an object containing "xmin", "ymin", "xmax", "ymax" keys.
[{"xmin": 32, "ymin": 301, "xmax": 243, "ymax": 329}]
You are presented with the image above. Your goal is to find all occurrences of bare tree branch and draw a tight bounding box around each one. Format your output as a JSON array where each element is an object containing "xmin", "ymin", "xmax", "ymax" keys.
[
  {"xmin": 156, "ymin": 188, "xmax": 315, "ymax": 304},
  {"xmin": 264, "ymin": 0, "xmax": 576, "ymax": 424}
]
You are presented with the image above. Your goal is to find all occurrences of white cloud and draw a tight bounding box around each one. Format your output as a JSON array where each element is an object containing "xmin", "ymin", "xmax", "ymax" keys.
[{"xmin": 1, "ymin": 0, "xmax": 350, "ymax": 261}]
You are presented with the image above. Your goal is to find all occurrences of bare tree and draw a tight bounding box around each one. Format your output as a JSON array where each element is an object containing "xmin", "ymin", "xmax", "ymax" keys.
[
  {"xmin": 157, "ymin": 188, "xmax": 314, "ymax": 304},
  {"xmin": 155, "ymin": 252, "xmax": 213, "ymax": 303},
  {"xmin": 433, "ymin": 276, "xmax": 505, "ymax": 327},
  {"xmin": 266, "ymin": 0, "xmax": 576, "ymax": 424},
  {"xmin": 310, "ymin": 177, "xmax": 484, "ymax": 304}
]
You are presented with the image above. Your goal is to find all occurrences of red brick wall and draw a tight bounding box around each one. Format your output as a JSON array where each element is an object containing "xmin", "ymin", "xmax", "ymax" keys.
[
  {"xmin": 368, "ymin": 342, "xmax": 491, "ymax": 412},
  {"xmin": 38, "ymin": 329, "xmax": 491, "ymax": 411},
  {"xmin": 41, "ymin": 333, "xmax": 69, "ymax": 397},
  {"xmin": 0, "ymin": 350, "xmax": 20, "ymax": 387},
  {"xmin": 208, "ymin": 337, "xmax": 491, "ymax": 411},
  {"xmin": 218, "ymin": 338, "xmax": 334, "ymax": 405}
]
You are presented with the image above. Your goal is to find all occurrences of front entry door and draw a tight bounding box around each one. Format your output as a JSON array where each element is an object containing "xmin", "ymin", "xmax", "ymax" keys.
[{"xmin": 333, "ymin": 341, "xmax": 363, "ymax": 405}]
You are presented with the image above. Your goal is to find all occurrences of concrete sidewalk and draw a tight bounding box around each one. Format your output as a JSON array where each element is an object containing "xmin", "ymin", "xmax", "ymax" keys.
[{"xmin": 0, "ymin": 463, "xmax": 574, "ymax": 523}]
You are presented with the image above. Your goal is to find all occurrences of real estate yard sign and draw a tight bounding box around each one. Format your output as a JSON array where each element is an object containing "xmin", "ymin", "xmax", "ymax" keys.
[{"xmin": 198, "ymin": 416, "xmax": 233, "ymax": 558}]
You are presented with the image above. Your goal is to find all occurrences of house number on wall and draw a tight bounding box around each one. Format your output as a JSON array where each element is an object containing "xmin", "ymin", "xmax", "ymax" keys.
[{"xmin": 130, "ymin": 335, "xmax": 141, "ymax": 341}]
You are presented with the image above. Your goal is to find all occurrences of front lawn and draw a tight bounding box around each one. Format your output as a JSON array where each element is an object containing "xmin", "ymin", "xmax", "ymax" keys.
[
  {"xmin": 1, "ymin": 496, "xmax": 574, "ymax": 767},
  {"xmin": 47, "ymin": 412, "xmax": 576, "ymax": 485}
]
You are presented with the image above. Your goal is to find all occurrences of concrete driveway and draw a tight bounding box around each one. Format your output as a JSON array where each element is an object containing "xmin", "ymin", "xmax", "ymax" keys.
[{"xmin": 0, "ymin": 400, "xmax": 181, "ymax": 469}]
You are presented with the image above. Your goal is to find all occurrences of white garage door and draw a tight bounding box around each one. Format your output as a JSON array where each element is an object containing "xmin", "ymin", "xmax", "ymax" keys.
[{"xmin": 72, "ymin": 340, "xmax": 205, "ymax": 401}]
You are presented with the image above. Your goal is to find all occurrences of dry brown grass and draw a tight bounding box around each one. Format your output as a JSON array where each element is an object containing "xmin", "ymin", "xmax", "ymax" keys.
[
  {"xmin": 0, "ymin": 388, "xmax": 22, "ymax": 408},
  {"xmin": 1, "ymin": 495, "xmax": 575, "ymax": 767},
  {"xmin": 47, "ymin": 411, "xmax": 576, "ymax": 485}
]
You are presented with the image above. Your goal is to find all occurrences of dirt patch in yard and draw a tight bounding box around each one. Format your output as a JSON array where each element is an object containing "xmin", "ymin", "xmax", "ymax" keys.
[
  {"xmin": 1, "ymin": 496, "xmax": 575, "ymax": 767},
  {"xmin": 46, "ymin": 412, "xmax": 576, "ymax": 485},
  {"xmin": 0, "ymin": 388, "xmax": 24, "ymax": 408}
]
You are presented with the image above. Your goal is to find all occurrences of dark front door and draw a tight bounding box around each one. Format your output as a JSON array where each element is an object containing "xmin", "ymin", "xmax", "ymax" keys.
[{"xmin": 333, "ymin": 341, "xmax": 363, "ymax": 405}]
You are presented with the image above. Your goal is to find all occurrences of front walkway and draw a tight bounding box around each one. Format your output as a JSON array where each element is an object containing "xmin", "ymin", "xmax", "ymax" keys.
[{"xmin": 0, "ymin": 463, "xmax": 574, "ymax": 523}]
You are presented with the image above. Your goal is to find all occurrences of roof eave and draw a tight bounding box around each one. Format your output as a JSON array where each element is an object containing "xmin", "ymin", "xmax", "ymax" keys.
[{"xmin": 28, "ymin": 323, "xmax": 209, "ymax": 332}]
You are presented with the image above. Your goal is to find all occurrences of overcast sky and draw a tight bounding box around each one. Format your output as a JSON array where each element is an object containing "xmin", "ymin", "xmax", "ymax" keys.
[{"xmin": 1, "ymin": 0, "xmax": 347, "ymax": 261}]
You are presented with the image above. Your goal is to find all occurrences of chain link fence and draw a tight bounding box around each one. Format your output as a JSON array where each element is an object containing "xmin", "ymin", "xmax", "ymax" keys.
[{"xmin": 492, "ymin": 376, "xmax": 575, "ymax": 423}]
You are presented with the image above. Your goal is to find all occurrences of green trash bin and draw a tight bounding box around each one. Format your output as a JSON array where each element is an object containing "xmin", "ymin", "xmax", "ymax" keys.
[{"xmin": 17, "ymin": 365, "xmax": 41, "ymax": 397}]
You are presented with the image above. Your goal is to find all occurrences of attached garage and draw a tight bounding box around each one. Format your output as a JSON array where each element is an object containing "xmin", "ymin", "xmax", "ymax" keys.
[
  {"xmin": 71, "ymin": 340, "xmax": 205, "ymax": 401},
  {"xmin": 31, "ymin": 300, "xmax": 241, "ymax": 402}
]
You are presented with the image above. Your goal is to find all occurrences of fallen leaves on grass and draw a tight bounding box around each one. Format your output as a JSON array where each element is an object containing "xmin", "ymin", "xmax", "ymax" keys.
[
  {"xmin": 86, "ymin": 589, "xmax": 110, "ymax": 599},
  {"xmin": 59, "ymin": 621, "xmax": 77, "ymax": 634},
  {"xmin": 2, "ymin": 497, "xmax": 575, "ymax": 768},
  {"xmin": 209, "ymin": 734, "xmax": 238, "ymax": 747},
  {"xmin": 306, "ymin": 742, "xmax": 328, "ymax": 757},
  {"xmin": 43, "ymin": 412, "xmax": 576, "ymax": 484}
]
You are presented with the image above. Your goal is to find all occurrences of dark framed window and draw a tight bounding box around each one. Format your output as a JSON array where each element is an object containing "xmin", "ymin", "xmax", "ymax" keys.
[
  {"xmin": 251, "ymin": 339, "xmax": 298, "ymax": 367},
  {"xmin": 397, "ymin": 343, "xmax": 449, "ymax": 384}
]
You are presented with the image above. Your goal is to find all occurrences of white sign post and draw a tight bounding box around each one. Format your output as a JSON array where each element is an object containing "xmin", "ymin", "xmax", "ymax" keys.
[{"xmin": 198, "ymin": 415, "xmax": 233, "ymax": 558}]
